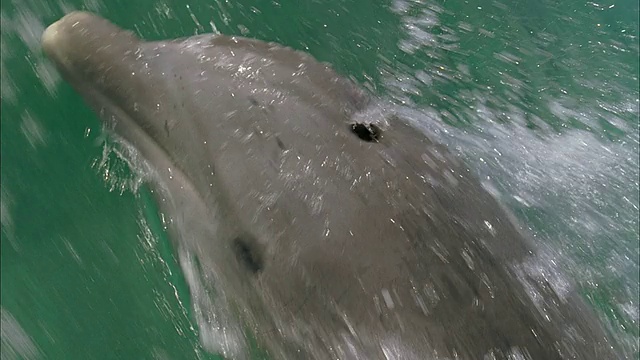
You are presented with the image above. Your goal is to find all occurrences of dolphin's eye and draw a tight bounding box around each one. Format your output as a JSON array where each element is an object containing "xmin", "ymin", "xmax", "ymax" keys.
[
  {"xmin": 350, "ymin": 122, "xmax": 382, "ymax": 142},
  {"xmin": 233, "ymin": 236, "xmax": 263, "ymax": 274}
]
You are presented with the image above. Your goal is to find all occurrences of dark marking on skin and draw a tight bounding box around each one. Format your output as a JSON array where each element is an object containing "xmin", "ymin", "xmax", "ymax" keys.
[
  {"xmin": 351, "ymin": 122, "xmax": 382, "ymax": 142},
  {"xmin": 233, "ymin": 236, "xmax": 263, "ymax": 274},
  {"xmin": 441, "ymin": 273, "xmax": 462, "ymax": 302},
  {"xmin": 164, "ymin": 119, "xmax": 170, "ymax": 136},
  {"xmin": 249, "ymin": 96, "xmax": 275, "ymax": 114},
  {"xmin": 275, "ymin": 136, "xmax": 287, "ymax": 151}
]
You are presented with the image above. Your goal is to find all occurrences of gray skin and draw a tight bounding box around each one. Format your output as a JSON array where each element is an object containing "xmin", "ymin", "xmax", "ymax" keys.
[{"xmin": 42, "ymin": 12, "xmax": 619, "ymax": 360}]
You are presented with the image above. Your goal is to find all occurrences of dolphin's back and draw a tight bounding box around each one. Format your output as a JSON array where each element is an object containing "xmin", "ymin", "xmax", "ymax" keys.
[
  {"xmin": 178, "ymin": 36, "xmax": 616, "ymax": 359},
  {"xmin": 219, "ymin": 106, "xmax": 610, "ymax": 358}
]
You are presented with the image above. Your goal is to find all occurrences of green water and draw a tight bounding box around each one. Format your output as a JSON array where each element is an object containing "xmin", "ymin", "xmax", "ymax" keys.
[{"xmin": 1, "ymin": 0, "xmax": 638, "ymax": 359}]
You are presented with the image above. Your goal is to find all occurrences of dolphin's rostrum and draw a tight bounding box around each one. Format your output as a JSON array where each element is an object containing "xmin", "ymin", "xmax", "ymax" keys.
[{"xmin": 41, "ymin": 12, "xmax": 619, "ymax": 359}]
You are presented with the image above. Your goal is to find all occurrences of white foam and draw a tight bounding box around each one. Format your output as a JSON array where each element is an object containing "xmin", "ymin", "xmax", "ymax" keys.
[
  {"xmin": 390, "ymin": 0, "xmax": 638, "ymax": 354},
  {"xmin": 20, "ymin": 111, "xmax": 47, "ymax": 148},
  {"xmin": 178, "ymin": 249, "xmax": 248, "ymax": 359},
  {"xmin": 1, "ymin": 308, "xmax": 40, "ymax": 360}
]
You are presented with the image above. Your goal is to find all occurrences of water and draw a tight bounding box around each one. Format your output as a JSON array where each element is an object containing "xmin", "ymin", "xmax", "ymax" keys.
[{"xmin": 1, "ymin": 0, "xmax": 638, "ymax": 358}]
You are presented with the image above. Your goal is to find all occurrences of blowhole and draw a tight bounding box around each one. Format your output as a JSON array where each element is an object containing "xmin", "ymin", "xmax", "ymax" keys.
[{"xmin": 350, "ymin": 122, "xmax": 382, "ymax": 142}]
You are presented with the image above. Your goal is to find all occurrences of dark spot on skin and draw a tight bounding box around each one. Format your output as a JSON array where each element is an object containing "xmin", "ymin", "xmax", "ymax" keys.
[
  {"xmin": 233, "ymin": 237, "xmax": 263, "ymax": 274},
  {"xmin": 350, "ymin": 122, "xmax": 382, "ymax": 142},
  {"xmin": 248, "ymin": 96, "xmax": 259, "ymax": 106},
  {"xmin": 275, "ymin": 136, "xmax": 287, "ymax": 151},
  {"xmin": 445, "ymin": 274, "xmax": 462, "ymax": 300},
  {"xmin": 164, "ymin": 119, "xmax": 170, "ymax": 136}
]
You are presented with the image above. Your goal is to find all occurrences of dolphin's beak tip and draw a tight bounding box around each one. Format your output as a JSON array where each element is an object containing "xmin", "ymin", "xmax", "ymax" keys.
[
  {"xmin": 42, "ymin": 11, "xmax": 101, "ymax": 61},
  {"xmin": 41, "ymin": 19, "xmax": 61, "ymax": 55},
  {"xmin": 57, "ymin": 11, "xmax": 97, "ymax": 24}
]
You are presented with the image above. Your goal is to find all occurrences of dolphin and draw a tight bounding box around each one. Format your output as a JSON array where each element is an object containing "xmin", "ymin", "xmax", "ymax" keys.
[{"xmin": 41, "ymin": 12, "xmax": 619, "ymax": 359}]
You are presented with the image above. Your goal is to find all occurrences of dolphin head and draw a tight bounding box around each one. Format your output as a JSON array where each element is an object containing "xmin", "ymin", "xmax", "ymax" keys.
[
  {"xmin": 42, "ymin": 12, "xmax": 618, "ymax": 360},
  {"xmin": 42, "ymin": 11, "xmax": 425, "ymax": 358},
  {"xmin": 41, "ymin": 11, "xmax": 369, "ymax": 165}
]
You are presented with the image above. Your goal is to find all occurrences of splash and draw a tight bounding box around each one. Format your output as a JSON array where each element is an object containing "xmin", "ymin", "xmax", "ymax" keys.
[
  {"xmin": 95, "ymin": 135, "xmax": 251, "ymax": 358},
  {"xmin": 1, "ymin": 308, "xmax": 40, "ymax": 360},
  {"xmin": 389, "ymin": 0, "xmax": 639, "ymax": 355}
]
